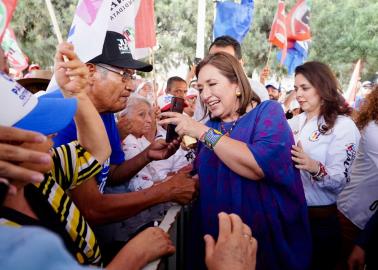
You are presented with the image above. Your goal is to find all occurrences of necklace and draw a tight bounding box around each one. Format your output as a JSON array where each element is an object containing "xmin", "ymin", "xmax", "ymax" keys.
[{"xmin": 220, "ymin": 118, "xmax": 239, "ymax": 136}]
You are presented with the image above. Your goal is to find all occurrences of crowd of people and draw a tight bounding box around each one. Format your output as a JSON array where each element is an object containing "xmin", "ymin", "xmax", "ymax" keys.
[{"xmin": 0, "ymin": 31, "xmax": 377, "ymax": 270}]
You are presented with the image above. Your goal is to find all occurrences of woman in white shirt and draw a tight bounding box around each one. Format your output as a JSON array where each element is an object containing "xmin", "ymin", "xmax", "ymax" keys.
[
  {"xmin": 337, "ymin": 85, "xmax": 378, "ymax": 269},
  {"xmin": 288, "ymin": 61, "xmax": 360, "ymax": 270}
]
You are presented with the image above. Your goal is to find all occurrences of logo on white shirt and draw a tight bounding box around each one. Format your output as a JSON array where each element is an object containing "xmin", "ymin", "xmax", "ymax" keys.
[{"xmin": 309, "ymin": 130, "xmax": 321, "ymax": 141}]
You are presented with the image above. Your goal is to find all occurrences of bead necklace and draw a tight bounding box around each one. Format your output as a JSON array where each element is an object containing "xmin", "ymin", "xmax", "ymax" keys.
[{"xmin": 220, "ymin": 118, "xmax": 239, "ymax": 136}]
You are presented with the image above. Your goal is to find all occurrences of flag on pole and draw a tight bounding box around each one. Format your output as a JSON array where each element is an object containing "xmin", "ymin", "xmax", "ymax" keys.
[
  {"xmin": 277, "ymin": 41, "xmax": 309, "ymax": 75},
  {"xmin": 1, "ymin": 27, "xmax": 28, "ymax": 71},
  {"xmin": 67, "ymin": 0, "xmax": 111, "ymax": 63},
  {"xmin": 268, "ymin": 0, "xmax": 287, "ymax": 64},
  {"xmin": 286, "ymin": 0, "xmax": 311, "ymax": 41},
  {"xmin": 108, "ymin": 0, "xmax": 156, "ymax": 59},
  {"xmin": 0, "ymin": 0, "xmax": 17, "ymax": 43},
  {"xmin": 344, "ymin": 59, "xmax": 361, "ymax": 105},
  {"xmin": 213, "ymin": 0, "xmax": 254, "ymax": 44},
  {"xmin": 47, "ymin": 0, "xmax": 110, "ymax": 92}
]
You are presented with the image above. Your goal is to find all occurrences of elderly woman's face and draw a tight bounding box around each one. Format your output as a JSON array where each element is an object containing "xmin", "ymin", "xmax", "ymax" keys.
[
  {"xmin": 125, "ymin": 102, "xmax": 152, "ymax": 138},
  {"xmin": 138, "ymin": 84, "xmax": 152, "ymax": 98},
  {"xmin": 197, "ymin": 64, "xmax": 240, "ymax": 122},
  {"xmin": 294, "ymin": 73, "xmax": 322, "ymax": 115}
]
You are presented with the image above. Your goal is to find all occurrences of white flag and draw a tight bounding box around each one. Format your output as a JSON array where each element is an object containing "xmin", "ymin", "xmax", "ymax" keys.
[
  {"xmin": 108, "ymin": 0, "xmax": 155, "ymax": 59},
  {"xmin": 67, "ymin": 0, "xmax": 111, "ymax": 63}
]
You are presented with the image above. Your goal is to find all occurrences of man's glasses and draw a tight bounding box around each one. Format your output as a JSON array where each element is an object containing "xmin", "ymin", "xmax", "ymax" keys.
[{"xmin": 96, "ymin": 64, "xmax": 136, "ymax": 82}]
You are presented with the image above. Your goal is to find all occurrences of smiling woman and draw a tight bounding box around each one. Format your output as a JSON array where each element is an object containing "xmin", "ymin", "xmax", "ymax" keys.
[{"xmin": 159, "ymin": 52, "xmax": 312, "ymax": 270}]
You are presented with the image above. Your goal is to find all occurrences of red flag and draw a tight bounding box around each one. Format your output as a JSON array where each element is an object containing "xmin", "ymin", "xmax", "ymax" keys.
[
  {"xmin": 286, "ymin": 0, "xmax": 311, "ymax": 41},
  {"xmin": 269, "ymin": 1, "xmax": 287, "ymax": 64},
  {"xmin": 135, "ymin": 0, "xmax": 156, "ymax": 49},
  {"xmin": 0, "ymin": 0, "xmax": 17, "ymax": 43}
]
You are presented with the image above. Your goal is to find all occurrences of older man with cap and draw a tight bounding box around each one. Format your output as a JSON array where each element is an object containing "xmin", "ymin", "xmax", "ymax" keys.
[{"xmin": 52, "ymin": 31, "xmax": 197, "ymax": 259}]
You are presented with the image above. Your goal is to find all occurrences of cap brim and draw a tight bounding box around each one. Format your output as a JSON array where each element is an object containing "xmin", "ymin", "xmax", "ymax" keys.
[
  {"xmin": 90, "ymin": 54, "xmax": 153, "ymax": 72},
  {"xmin": 107, "ymin": 58, "xmax": 153, "ymax": 72},
  {"xmin": 13, "ymin": 94, "xmax": 77, "ymax": 135}
]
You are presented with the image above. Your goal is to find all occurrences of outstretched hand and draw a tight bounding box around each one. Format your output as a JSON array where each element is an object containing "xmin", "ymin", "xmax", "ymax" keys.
[
  {"xmin": 54, "ymin": 42, "xmax": 89, "ymax": 97},
  {"xmin": 146, "ymin": 139, "xmax": 180, "ymax": 161},
  {"xmin": 205, "ymin": 212, "xmax": 257, "ymax": 270}
]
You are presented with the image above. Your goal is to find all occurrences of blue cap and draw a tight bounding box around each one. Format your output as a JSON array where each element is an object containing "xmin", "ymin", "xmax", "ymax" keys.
[
  {"xmin": 0, "ymin": 72, "xmax": 77, "ymax": 135},
  {"xmin": 14, "ymin": 93, "xmax": 77, "ymax": 135}
]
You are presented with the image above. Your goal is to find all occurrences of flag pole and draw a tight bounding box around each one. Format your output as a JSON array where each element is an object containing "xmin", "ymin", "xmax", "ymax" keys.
[
  {"xmin": 45, "ymin": 0, "xmax": 64, "ymax": 43},
  {"xmin": 266, "ymin": 43, "xmax": 273, "ymax": 67},
  {"xmin": 150, "ymin": 48, "xmax": 158, "ymax": 106},
  {"xmin": 196, "ymin": 0, "xmax": 206, "ymax": 59}
]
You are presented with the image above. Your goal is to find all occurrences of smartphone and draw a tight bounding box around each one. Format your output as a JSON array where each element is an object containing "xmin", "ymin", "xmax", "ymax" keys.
[{"xmin": 166, "ymin": 97, "xmax": 185, "ymax": 142}]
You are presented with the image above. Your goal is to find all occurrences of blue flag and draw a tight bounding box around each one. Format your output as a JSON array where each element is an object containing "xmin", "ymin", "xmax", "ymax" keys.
[
  {"xmin": 277, "ymin": 41, "xmax": 309, "ymax": 75},
  {"xmin": 213, "ymin": 0, "xmax": 254, "ymax": 44}
]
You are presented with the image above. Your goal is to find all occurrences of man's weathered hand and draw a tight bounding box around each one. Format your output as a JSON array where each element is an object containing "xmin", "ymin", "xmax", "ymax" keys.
[
  {"xmin": 162, "ymin": 172, "xmax": 198, "ymax": 204},
  {"xmin": 146, "ymin": 139, "xmax": 179, "ymax": 161},
  {"xmin": 54, "ymin": 42, "xmax": 89, "ymax": 97}
]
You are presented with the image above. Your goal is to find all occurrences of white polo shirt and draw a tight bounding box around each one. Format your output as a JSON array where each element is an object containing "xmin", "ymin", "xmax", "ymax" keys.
[
  {"xmin": 288, "ymin": 113, "xmax": 360, "ymax": 206},
  {"xmin": 337, "ymin": 121, "xmax": 378, "ymax": 229}
]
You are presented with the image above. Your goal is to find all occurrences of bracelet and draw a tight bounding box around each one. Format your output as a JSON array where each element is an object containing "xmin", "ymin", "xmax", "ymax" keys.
[
  {"xmin": 310, "ymin": 161, "xmax": 321, "ymax": 177},
  {"xmin": 204, "ymin": 128, "xmax": 223, "ymax": 150},
  {"xmin": 311, "ymin": 162, "xmax": 327, "ymax": 180}
]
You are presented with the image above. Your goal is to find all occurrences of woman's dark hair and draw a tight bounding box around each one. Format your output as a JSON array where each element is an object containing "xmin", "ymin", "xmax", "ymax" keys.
[
  {"xmin": 355, "ymin": 84, "xmax": 378, "ymax": 130},
  {"xmin": 195, "ymin": 52, "xmax": 260, "ymax": 120},
  {"xmin": 295, "ymin": 61, "xmax": 352, "ymax": 134}
]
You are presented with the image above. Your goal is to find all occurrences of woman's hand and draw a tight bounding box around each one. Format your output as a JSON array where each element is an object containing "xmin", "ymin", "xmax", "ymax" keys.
[
  {"xmin": 159, "ymin": 112, "xmax": 209, "ymax": 139},
  {"xmin": 291, "ymin": 141, "xmax": 319, "ymax": 173}
]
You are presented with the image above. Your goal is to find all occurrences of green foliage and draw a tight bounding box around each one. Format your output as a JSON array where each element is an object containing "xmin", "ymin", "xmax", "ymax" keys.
[
  {"xmin": 10, "ymin": 0, "xmax": 378, "ymax": 86},
  {"xmin": 10, "ymin": 0, "xmax": 75, "ymax": 69},
  {"xmin": 309, "ymin": 0, "xmax": 378, "ymax": 84}
]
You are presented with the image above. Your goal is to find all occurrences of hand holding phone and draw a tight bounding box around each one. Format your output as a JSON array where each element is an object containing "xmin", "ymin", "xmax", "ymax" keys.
[{"xmin": 166, "ymin": 97, "xmax": 185, "ymax": 142}]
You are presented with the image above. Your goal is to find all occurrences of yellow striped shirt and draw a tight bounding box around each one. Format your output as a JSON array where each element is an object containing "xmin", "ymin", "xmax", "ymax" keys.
[{"xmin": 0, "ymin": 141, "xmax": 102, "ymax": 265}]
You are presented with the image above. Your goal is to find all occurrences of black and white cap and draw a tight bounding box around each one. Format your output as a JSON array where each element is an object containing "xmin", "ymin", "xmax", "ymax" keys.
[{"xmin": 89, "ymin": 31, "xmax": 153, "ymax": 72}]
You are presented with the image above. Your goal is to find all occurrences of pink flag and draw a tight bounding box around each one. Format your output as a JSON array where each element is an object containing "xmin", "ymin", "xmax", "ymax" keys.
[{"xmin": 0, "ymin": 0, "xmax": 18, "ymax": 42}]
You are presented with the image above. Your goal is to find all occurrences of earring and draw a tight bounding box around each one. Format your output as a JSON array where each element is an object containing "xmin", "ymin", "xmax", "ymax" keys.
[{"xmin": 236, "ymin": 91, "xmax": 241, "ymax": 97}]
